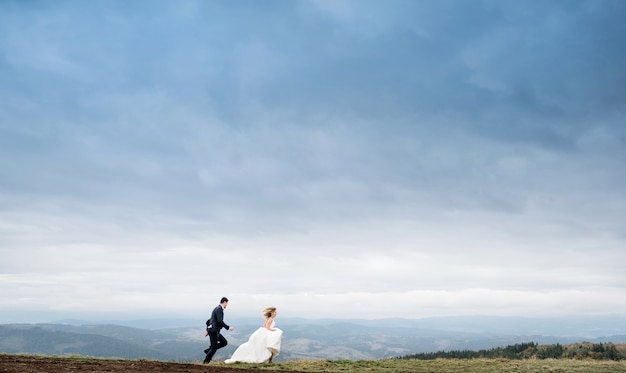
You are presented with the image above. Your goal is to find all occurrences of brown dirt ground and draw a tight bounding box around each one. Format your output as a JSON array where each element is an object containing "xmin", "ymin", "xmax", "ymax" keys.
[{"xmin": 0, "ymin": 354, "xmax": 301, "ymax": 373}]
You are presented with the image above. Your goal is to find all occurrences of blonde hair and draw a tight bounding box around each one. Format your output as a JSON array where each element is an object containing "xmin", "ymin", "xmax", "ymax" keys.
[{"xmin": 262, "ymin": 307, "xmax": 276, "ymax": 319}]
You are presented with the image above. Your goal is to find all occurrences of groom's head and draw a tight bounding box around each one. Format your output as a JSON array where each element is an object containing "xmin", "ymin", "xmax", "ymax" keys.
[{"xmin": 220, "ymin": 297, "xmax": 229, "ymax": 307}]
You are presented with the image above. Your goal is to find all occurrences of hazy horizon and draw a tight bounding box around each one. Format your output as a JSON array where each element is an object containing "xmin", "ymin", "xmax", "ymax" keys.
[{"xmin": 3, "ymin": 312, "xmax": 626, "ymax": 338}]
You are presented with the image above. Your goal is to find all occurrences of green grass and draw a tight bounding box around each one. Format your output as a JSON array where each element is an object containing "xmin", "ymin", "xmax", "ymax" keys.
[
  {"xmin": 4, "ymin": 354, "xmax": 626, "ymax": 372},
  {"xmin": 219, "ymin": 358, "xmax": 626, "ymax": 373}
]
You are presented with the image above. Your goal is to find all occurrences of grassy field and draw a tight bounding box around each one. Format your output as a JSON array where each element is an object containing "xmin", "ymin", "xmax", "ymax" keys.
[
  {"xmin": 2, "ymin": 354, "xmax": 626, "ymax": 373},
  {"xmin": 223, "ymin": 358, "xmax": 626, "ymax": 372}
]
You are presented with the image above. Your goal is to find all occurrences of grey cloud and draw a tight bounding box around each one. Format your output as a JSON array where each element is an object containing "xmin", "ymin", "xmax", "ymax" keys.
[{"xmin": 1, "ymin": 0, "xmax": 624, "ymax": 319}]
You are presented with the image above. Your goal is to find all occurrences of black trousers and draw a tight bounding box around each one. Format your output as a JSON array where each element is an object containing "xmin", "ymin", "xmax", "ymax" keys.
[{"xmin": 204, "ymin": 331, "xmax": 228, "ymax": 363}]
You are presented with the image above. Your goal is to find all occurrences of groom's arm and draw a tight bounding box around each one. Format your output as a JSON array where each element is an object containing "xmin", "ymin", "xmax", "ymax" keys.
[{"xmin": 216, "ymin": 308, "xmax": 230, "ymax": 329}]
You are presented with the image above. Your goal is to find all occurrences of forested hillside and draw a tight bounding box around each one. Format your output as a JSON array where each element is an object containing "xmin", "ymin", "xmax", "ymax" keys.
[
  {"xmin": 0, "ymin": 325, "xmax": 174, "ymax": 360},
  {"xmin": 400, "ymin": 341, "xmax": 626, "ymax": 360}
]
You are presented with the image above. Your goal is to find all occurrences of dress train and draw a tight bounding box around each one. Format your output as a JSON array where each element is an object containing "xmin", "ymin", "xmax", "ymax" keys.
[{"xmin": 224, "ymin": 321, "xmax": 282, "ymax": 363}]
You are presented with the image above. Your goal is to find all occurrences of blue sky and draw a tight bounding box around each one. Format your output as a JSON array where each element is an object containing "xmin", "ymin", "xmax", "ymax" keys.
[{"xmin": 1, "ymin": 0, "xmax": 625, "ymax": 322}]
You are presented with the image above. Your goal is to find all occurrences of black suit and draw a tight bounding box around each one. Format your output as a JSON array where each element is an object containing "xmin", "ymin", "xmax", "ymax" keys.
[{"xmin": 203, "ymin": 305, "xmax": 231, "ymax": 363}]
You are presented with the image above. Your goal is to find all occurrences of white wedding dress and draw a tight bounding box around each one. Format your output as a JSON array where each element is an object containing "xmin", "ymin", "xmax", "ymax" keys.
[{"xmin": 224, "ymin": 321, "xmax": 282, "ymax": 363}]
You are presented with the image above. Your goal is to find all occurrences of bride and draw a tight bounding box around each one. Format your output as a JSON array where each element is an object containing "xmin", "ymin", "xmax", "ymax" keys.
[{"xmin": 225, "ymin": 307, "xmax": 283, "ymax": 364}]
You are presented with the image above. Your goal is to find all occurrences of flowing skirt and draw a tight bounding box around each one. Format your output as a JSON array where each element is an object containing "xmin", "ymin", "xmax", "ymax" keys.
[{"xmin": 224, "ymin": 327, "xmax": 282, "ymax": 363}]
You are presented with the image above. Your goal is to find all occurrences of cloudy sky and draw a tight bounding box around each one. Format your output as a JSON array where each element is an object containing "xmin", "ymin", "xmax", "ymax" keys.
[{"xmin": 1, "ymin": 0, "xmax": 625, "ymax": 323}]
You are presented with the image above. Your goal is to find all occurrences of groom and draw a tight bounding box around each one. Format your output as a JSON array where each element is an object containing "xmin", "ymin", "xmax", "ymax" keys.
[{"xmin": 203, "ymin": 297, "xmax": 235, "ymax": 364}]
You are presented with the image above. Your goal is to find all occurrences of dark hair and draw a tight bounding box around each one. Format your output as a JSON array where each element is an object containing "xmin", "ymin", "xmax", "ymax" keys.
[{"xmin": 220, "ymin": 297, "xmax": 229, "ymax": 303}]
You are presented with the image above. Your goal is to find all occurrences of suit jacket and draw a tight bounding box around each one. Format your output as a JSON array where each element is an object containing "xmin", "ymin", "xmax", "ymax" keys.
[{"xmin": 207, "ymin": 305, "xmax": 230, "ymax": 333}]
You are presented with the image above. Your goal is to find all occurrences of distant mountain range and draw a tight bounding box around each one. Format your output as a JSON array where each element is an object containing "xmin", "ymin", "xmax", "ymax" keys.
[{"xmin": 1, "ymin": 315, "xmax": 625, "ymax": 362}]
